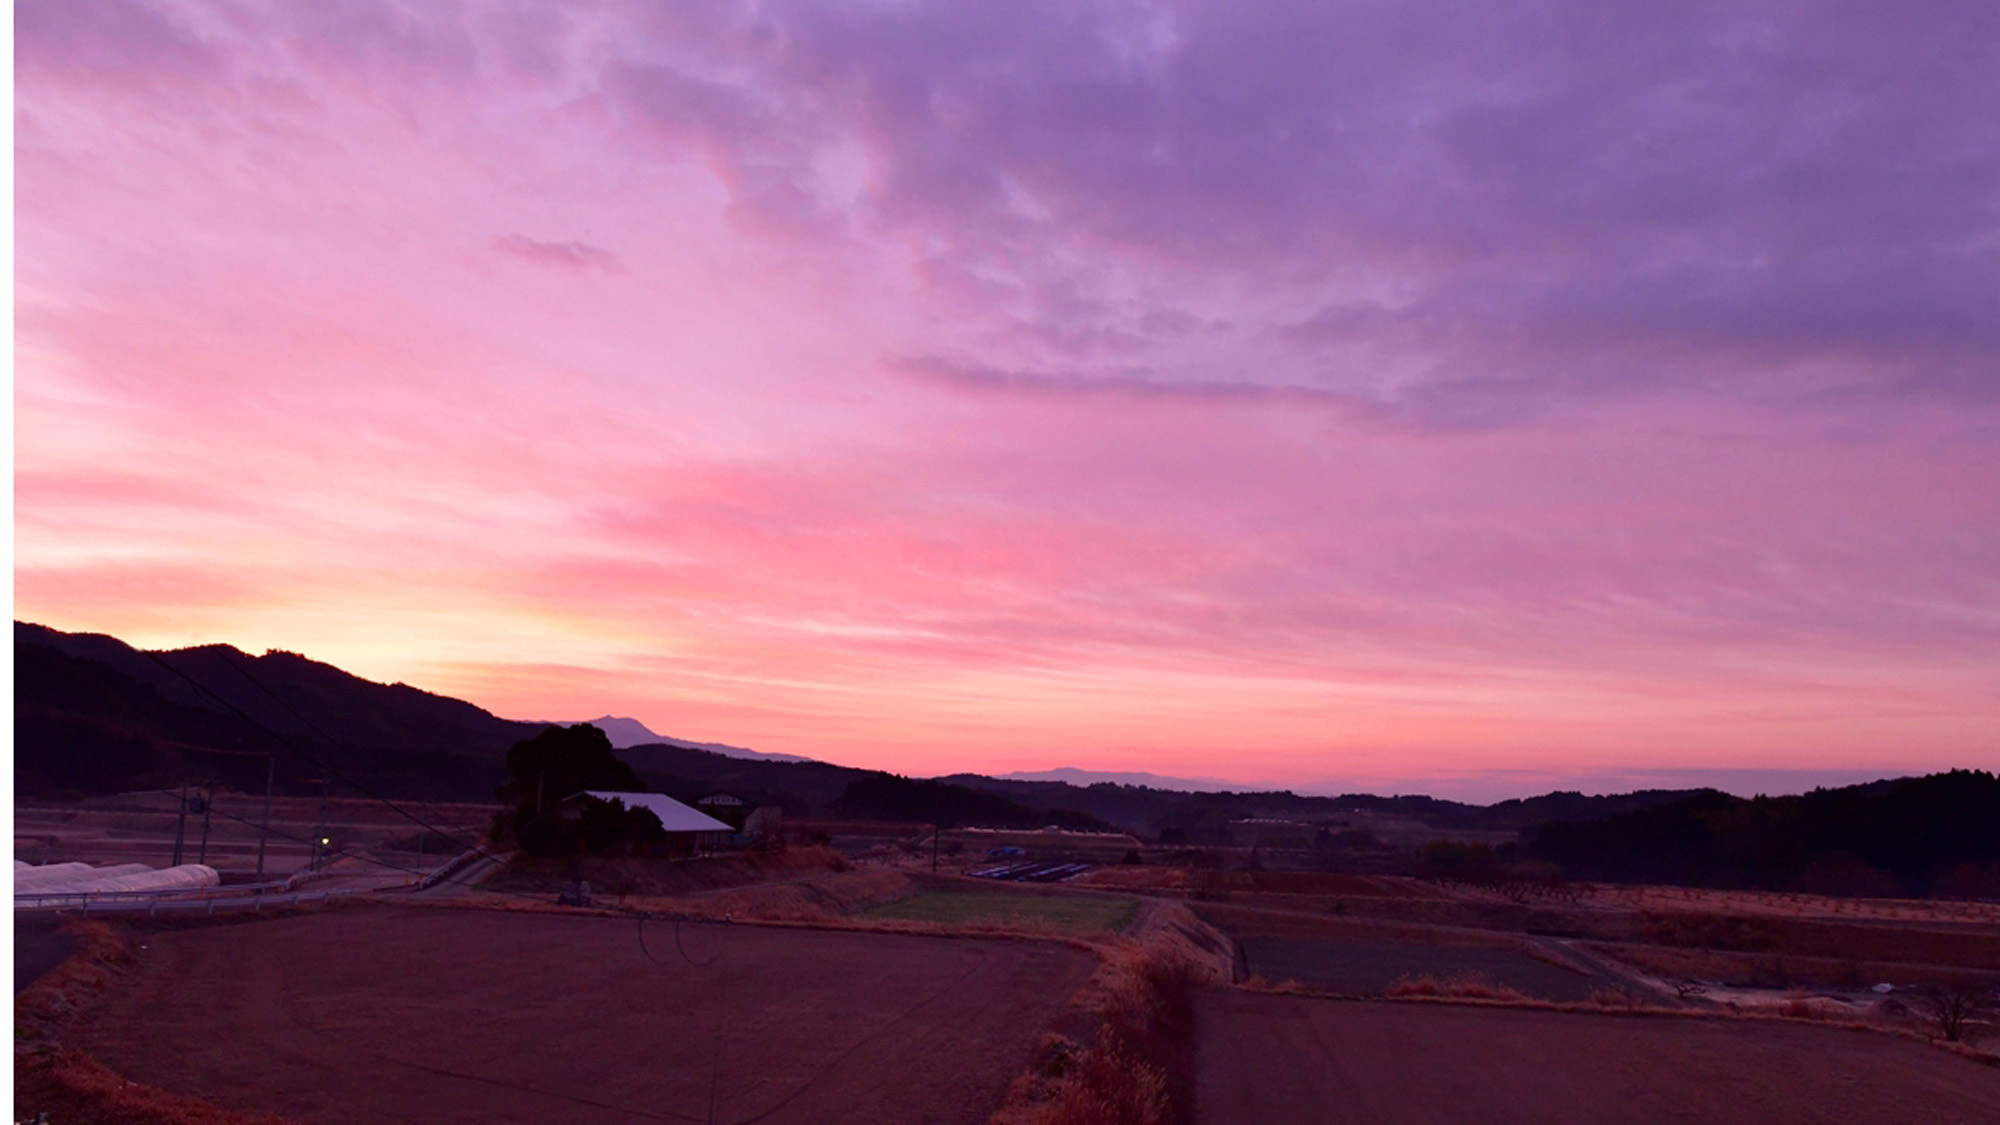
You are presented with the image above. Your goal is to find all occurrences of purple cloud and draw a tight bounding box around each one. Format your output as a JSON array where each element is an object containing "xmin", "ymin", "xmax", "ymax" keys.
[{"xmin": 493, "ymin": 234, "xmax": 623, "ymax": 273}]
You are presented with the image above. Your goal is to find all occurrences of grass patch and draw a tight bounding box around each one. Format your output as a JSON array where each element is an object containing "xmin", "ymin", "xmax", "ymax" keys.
[{"xmin": 864, "ymin": 890, "xmax": 1136, "ymax": 935}]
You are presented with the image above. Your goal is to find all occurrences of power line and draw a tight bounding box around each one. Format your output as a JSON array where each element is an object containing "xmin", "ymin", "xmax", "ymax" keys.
[
  {"xmin": 136, "ymin": 646, "xmax": 761, "ymax": 973},
  {"xmin": 137, "ymin": 648, "xmax": 494, "ymax": 860},
  {"xmin": 211, "ymin": 650, "xmax": 465, "ymax": 832}
]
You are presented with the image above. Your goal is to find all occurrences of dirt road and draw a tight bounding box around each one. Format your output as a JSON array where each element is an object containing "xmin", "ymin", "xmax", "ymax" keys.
[
  {"xmin": 1195, "ymin": 988, "xmax": 2000, "ymax": 1124},
  {"xmin": 72, "ymin": 905, "xmax": 1094, "ymax": 1125}
]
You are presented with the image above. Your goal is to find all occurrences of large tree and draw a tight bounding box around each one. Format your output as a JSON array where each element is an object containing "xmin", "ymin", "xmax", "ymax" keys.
[{"xmin": 495, "ymin": 724, "xmax": 646, "ymax": 851}]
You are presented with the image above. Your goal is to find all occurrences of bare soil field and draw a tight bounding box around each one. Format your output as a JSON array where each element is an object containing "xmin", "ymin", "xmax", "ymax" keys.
[
  {"xmin": 1588, "ymin": 939, "xmax": 2000, "ymax": 993},
  {"xmin": 1576, "ymin": 883, "xmax": 2000, "ymax": 926},
  {"xmin": 863, "ymin": 890, "xmax": 1138, "ymax": 936},
  {"xmin": 1192, "ymin": 872, "xmax": 1453, "ymax": 899},
  {"xmin": 1073, "ymin": 864, "xmax": 1192, "ymax": 891},
  {"xmin": 1239, "ymin": 937, "xmax": 1601, "ymax": 1001},
  {"xmin": 65, "ymin": 905, "xmax": 1096, "ymax": 1125},
  {"xmin": 484, "ymin": 845, "xmax": 854, "ymax": 897},
  {"xmin": 1195, "ymin": 989, "xmax": 2000, "ymax": 1124}
]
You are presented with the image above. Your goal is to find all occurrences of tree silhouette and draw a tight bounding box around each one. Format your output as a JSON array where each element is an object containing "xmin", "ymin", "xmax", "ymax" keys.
[{"xmin": 495, "ymin": 724, "xmax": 646, "ymax": 852}]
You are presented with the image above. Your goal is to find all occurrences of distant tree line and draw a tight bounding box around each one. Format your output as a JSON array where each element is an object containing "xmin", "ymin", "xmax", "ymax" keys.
[
  {"xmin": 828, "ymin": 772, "xmax": 1112, "ymax": 831},
  {"xmin": 1529, "ymin": 771, "xmax": 2000, "ymax": 897}
]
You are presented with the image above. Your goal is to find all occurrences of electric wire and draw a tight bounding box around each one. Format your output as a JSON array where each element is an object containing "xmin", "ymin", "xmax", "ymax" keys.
[
  {"xmin": 131, "ymin": 642, "xmax": 745, "ymax": 1032},
  {"xmin": 139, "ymin": 648, "xmax": 498, "ymax": 859}
]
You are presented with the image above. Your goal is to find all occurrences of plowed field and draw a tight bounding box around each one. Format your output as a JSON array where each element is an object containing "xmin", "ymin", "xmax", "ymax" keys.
[
  {"xmin": 1195, "ymin": 989, "xmax": 2000, "ymax": 1124},
  {"xmin": 73, "ymin": 906, "xmax": 1095, "ymax": 1125}
]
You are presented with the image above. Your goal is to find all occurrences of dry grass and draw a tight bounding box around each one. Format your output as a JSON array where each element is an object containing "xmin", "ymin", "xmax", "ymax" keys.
[
  {"xmin": 1388, "ymin": 972, "xmax": 1532, "ymax": 1003},
  {"xmin": 15, "ymin": 920, "xmax": 132, "ymax": 1050},
  {"xmin": 1588, "ymin": 986, "xmax": 1643, "ymax": 1009},
  {"xmin": 993, "ymin": 908, "xmax": 1232, "ymax": 1125},
  {"xmin": 15, "ymin": 1050, "xmax": 300, "ymax": 1125},
  {"xmin": 1013, "ymin": 945, "xmax": 1194, "ymax": 1125}
]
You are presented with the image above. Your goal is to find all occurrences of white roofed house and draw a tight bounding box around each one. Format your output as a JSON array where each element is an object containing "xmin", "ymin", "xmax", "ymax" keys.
[{"xmin": 555, "ymin": 791, "xmax": 733, "ymax": 856}]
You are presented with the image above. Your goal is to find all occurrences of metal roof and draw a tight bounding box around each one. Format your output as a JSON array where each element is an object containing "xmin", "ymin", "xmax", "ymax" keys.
[{"xmin": 570, "ymin": 791, "xmax": 734, "ymax": 833}]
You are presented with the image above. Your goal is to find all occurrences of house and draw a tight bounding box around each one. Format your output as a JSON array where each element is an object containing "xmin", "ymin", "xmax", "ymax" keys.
[
  {"xmin": 696, "ymin": 791, "xmax": 785, "ymax": 843},
  {"xmin": 557, "ymin": 791, "xmax": 733, "ymax": 856},
  {"xmin": 694, "ymin": 791, "xmax": 751, "ymax": 830}
]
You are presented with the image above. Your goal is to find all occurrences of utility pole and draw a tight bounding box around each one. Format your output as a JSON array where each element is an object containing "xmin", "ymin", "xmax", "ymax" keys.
[
  {"xmin": 932, "ymin": 823, "xmax": 941, "ymax": 873},
  {"xmin": 172, "ymin": 780, "xmax": 191, "ymax": 867},
  {"xmin": 196, "ymin": 783, "xmax": 214, "ymax": 866},
  {"xmin": 256, "ymin": 754, "xmax": 275, "ymax": 879},
  {"xmin": 313, "ymin": 778, "xmax": 331, "ymax": 871}
]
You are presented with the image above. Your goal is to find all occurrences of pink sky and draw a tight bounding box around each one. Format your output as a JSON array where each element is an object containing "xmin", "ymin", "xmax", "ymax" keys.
[{"xmin": 15, "ymin": 1, "xmax": 2000, "ymax": 798}]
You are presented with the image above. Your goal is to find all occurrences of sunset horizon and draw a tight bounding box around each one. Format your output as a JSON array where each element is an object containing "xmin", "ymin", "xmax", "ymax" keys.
[{"xmin": 16, "ymin": 2, "xmax": 1998, "ymax": 797}]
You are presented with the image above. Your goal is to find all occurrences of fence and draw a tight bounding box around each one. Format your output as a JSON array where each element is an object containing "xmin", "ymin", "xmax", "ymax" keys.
[{"xmin": 14, "ymin": 885, "xmax": 357, "ymax": 916}]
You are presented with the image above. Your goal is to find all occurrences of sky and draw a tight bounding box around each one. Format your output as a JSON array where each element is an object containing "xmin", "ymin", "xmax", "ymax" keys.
[{"xmin": 13, "ymin": 0, "xmax": 2000, "ymax": 801}]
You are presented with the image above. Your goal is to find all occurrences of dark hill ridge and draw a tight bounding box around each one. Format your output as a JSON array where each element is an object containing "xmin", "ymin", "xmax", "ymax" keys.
[
  {"xmin": 14, "ymin": 634, "xmax": 511, "ymax": 801},
  {"xmin": 16, "ymin": 621, "xmax": 539, "ymax": 756},
  {"xmin": 20, "ymin": 621, "xmax": 1989, "ymax": 895},
  {"xmin": 1530, "ymin": 770, "xmax": 2000, "ymax": 896}
]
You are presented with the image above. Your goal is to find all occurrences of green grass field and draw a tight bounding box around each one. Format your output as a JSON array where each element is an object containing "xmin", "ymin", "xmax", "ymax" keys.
[{"xmin": 864, "ymin": 890, "xmax": 1138, "ymax": 935}]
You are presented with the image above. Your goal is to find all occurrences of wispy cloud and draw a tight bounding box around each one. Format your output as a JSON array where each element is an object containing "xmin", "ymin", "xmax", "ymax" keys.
[{"xmin": 494, "ymin": 234, "xmax": 623, "ymax": 273}]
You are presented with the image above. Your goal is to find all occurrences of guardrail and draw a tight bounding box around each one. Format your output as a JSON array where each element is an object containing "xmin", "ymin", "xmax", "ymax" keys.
[
  {"xmin": 14, "ymin": 882, "xmax": 353, "ymax": 915},
  {"xmin": 13, "ymin": 880, "xmax": 289, "ymax": 905},
  {"xmin": 10, "ymin": 889, "xmax": 359, "ymax": 916},
  {"xmin": 416, "ymin": 848, "xmax": 494, "ymax": 890},
  {"xmin": 78, "ymin": 889, "xmax": 359, "ymax": 916}
]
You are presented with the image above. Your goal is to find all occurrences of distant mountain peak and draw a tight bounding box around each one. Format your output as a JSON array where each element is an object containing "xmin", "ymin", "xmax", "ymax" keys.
[
  {"xmin": 561, "ymin": 715, "xmax": 813, "ymax": 763},
  {"xmin": 576, "ymin": 715, "xmax": 665, "ymax": 748},
  {"xmin": 995, "ymin": 766, "xmax": 1266, "ymax": 793}
]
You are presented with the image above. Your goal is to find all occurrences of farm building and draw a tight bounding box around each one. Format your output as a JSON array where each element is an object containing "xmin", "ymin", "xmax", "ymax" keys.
[
  {"xmin": 695, "ymin": 791, "xmax": 785, "ymax": 841},
  {"xmin": 556, "ymin": 791, "xmax": 732, "ymax": 855}
]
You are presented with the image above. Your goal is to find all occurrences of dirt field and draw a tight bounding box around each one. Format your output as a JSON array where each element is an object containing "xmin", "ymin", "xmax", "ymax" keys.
[
  {"xmin": 863, "ymin": 890, "xmax": 1137, "ymax": 935},
  {"xmin": 1239, "ymin": 937, "xmax": 1601, "ymax": 1001},
  {"xmin": 67, "ymin": 905, "xmax": 1096, "ymax": 1125},
  {"xmin": 1195, "ymin": 989, "xmax": 2000, "ymax": 1124},
  {"xmin": 1576, "ymin": 883, "xmax": 2000, "ymax": 925},
  {"xmin": 485, "ymin": 846, "xmax": 855, "ymax": 897},
  {"xmin": 1191, "ymin": 872, "xmax": 1454, "ymax": 899}
]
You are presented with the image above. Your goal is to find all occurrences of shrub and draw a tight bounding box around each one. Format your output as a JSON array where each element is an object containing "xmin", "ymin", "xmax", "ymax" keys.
[{"xmin": 1915, "ymin": 977, "xmax": 1995, "ymax": 1043}]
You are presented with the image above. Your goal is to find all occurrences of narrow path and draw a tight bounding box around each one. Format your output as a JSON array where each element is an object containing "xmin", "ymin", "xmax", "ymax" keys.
[
  {"xmin": 409, "ymin": 853, "xmax": 509, "ymax": 899},
  {"xmin": 1527, "ymin": 935, "xmax": 1687, "ymax": 1006}
]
